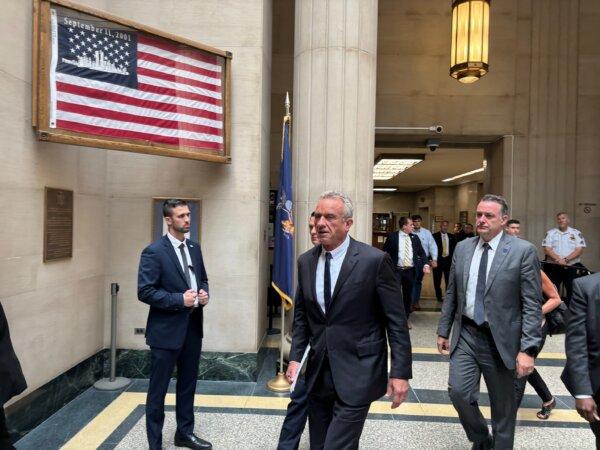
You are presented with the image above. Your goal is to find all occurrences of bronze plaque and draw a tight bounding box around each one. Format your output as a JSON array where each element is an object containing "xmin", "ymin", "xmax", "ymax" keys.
[{"xmin": 44, "ymin": 187, "xmax": 73, "ymax": 262}]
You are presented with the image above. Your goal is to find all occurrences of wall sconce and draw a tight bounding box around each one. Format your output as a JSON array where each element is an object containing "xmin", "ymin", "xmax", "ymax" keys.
[{"xmin": 450, "ymin": 0, "xmax": 490, "ymax": 83}]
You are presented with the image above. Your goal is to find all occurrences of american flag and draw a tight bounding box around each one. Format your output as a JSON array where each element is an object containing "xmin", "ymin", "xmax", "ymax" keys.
[{"xmin": 49, "ymin": 9, "xmax": 224, "ymax": 153}]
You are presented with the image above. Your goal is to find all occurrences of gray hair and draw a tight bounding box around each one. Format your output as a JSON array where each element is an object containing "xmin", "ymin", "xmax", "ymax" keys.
[
  {"xmin": 319, "ymin": 191, "xmax": 354, "ymax": 219},
  {"xmin": 480, "ymin": 194, "xmax": 509, "ymax": 216}
]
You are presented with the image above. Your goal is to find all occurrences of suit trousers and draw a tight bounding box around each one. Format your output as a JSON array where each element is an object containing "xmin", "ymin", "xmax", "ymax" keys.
[
  {"xmin": 448, "ymin": 320, "xmax": 517, "ymax": 450},
  {"xmin": 0, "ymin": 408, "xmax": 15, "ymax": 450},
  {"xmin": 412, "ymin": 268, "xmax": 425, "ymax": 305},
  {"xmin": 308, "ymin": 356, "xmax": 370, "ymax": 450},
  {"xmin": 146, "ymin": 319, "xmax": 203, "ymax": 450},
  {"xmin": 396, "ymin": 268, "xmax": 416, "ymax": 318},
  {"xmin": 277, "ymin": 375, "xmax": 309, "ymax": 450},
  {"xmin": 433, "ymin": 258, "xmax": 451, "ymax": 302}
]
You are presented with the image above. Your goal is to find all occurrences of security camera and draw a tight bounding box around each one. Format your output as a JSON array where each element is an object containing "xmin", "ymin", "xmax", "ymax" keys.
[
  {"xmin": 428, "ymin": 125, "xmax": 444, "ymax": 134},
  {"xmin": 426, "ymin": 138, "xmax": 440, "ymax": 152}
]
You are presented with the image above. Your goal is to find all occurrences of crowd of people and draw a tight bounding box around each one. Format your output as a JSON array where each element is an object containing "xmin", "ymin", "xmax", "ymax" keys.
[
  {"xmin": 278, "ymin": 193, "xmax": 597, "ymax": 450},
  {"xmin": 1, "ymin": 195, "xmax": 596, "ymax": 450}
]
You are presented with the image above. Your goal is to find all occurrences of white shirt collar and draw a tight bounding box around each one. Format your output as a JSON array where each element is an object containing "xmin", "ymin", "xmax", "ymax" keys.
[
  {"xmin": 166, "ymin": 231, "xmax": 186, "ymax": 248},
  {"xmin": 399, "ymin": 230, "xmax": 410, "ymax": 237},
  {"xmin": 478, "ymin": 230, "xmax": 503, "ymax": 251},
  {"xmin": 322, "ymin": 234, "xmax": 351, "ymax": 258}
]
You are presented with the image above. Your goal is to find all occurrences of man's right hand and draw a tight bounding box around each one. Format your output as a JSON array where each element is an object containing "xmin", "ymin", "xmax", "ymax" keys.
[
  {"xmin": 183, "ymin": 289, "xmax": 197, "ymax": 307},
  {"xmin": 286, "ymin": 361, "xmax": 300, "ymax": 384},
  {"xmin": 575, "ymin": 398, "xmax": 600, "ymax": 423},
  {"xmin": 437, "ymin": 335, "xmax": 450, "ymax": 355}
]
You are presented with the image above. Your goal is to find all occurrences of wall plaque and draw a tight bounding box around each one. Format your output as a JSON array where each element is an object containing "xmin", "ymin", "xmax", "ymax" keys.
[{"xmin": 44, "ymin": 187, "xmax": 73, "ymax": 262}]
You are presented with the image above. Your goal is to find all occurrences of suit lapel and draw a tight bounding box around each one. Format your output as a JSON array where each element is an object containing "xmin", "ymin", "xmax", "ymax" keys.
[
  {"xmin": 484, "ymin": 233, "xmax": 512, "ymax": 295},
  {"xmin": 462, "ymin": 238, "xmax": 479, "ymax": 292},
  {"xmin": 162, "ymin": 235, "xmax": 189, "ymax": 287},
  {"xmin": 331, "ymin": 238, "xmax": 359, "ymax": 303}
]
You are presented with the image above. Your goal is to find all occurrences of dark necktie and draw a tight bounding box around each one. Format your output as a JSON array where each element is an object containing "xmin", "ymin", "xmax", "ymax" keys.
[
  {"xmin": 474, "ymin": 242, "xmax": 490, "ymax": 326},
  {"xmin": 178, "ymin": 243, "xmax": 192, "ymax": 287},
  {"xmin": 324, "ymin": 252, "xmax": 333, "ymax": 313}
]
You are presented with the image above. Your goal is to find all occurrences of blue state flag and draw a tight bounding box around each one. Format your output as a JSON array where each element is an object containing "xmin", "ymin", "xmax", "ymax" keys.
[{"xmin": 271, "ymin": 120, "xmax": 294, "ymax": 310}]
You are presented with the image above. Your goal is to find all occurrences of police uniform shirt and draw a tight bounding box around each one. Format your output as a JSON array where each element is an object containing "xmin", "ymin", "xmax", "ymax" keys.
[{"xmin": 542, "ymin": 226, "xmax": 586, "ymax": 265}]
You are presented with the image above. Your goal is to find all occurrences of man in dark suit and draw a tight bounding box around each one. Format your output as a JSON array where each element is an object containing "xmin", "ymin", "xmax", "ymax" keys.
[
  {"xmin": 0, "ymin": 302, "xmax": 27, "ymax": 450},
  {"xmin": 561, "ymin": 273, "xmax": 600, "ymax": 445},
  {"xmin": 138, "ymin": 199, "xmax": 211, "ymax": 450},
  {"xmin": 287, "ymin": 191, "xmax": 412, "ymax": 450},
  {"xmin": 382, "ymin": 216, "xmax": 430, "ymax": 324},
  {"xmin": 437, "ymin": 194, "xmax": 542, "ymax": 449},
  {"xmin": 277, "ymin": 212, "xmax": 319, "ymax": 450},
  {"xmin": 433, "ymin": 220, "xmax": 457, "ymax": 303}
]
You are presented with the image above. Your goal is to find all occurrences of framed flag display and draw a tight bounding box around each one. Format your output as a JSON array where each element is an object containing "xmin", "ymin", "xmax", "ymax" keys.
[{"xmin": 32, "ymin": 0, "xmax": 231, "ymax": 163}]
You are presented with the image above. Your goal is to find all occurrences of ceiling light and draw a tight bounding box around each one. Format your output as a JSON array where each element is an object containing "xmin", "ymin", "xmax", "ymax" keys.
[
  {"xmin": 373, "ymin": 188, "xmax": 398, "ymax": 192},
  {"xmin": 442, "ymin": 167, "xmax": 485, "ymax": 182},
  {"xmin": 450, "ymin": 0, "xmax": 490, "ymax": 83},
  {"xmin": 373, "ymin": 154, "xmax": 424, "ymax": 180}
]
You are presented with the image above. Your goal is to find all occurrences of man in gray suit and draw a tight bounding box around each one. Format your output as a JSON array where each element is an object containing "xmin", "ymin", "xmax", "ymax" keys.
[
  {"xmin": 437, "ymin": 194, "xmax": 542, "ymax": 449},
  {"xmin": 561, "ymin": 273, "xmax": 600, "ymax": 445}
]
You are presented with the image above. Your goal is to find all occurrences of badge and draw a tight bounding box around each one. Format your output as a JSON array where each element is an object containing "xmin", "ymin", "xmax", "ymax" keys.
[{"xmin": 569, "ymin": 234, "xmax": 575, "ymax": 241}]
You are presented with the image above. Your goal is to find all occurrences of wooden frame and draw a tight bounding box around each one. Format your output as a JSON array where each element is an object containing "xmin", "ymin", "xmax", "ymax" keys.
[
  {"xmin": 151, "ymin": 197, "xmax": 202, "ymax": 243},
  {"xmin": 32, "ymin": 0, "xmax": 232, "ymax": 163}
]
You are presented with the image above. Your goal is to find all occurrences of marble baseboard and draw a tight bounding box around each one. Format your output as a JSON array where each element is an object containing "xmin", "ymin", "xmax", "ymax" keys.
[{"xmin": 5, "ymin": 347, "xmax": 268, "ymax": 442}]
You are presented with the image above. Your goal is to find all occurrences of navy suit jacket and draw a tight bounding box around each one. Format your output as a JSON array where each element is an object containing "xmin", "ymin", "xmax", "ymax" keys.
[
  {"xmin": 382, "ymin": 231, "xmax": 427, "ymax": 269},
  {"xmin": 138, "ymin": 234, "xmax": 209, "ymax": 350}
]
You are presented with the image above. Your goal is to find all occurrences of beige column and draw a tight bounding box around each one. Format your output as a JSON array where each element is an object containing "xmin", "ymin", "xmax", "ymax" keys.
[{"xmin": 292, "ymin": 0, "xmax": 378, "ymax": 252}]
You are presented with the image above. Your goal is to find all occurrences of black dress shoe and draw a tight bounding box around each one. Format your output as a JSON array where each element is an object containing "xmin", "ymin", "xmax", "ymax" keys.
[
  {"xmin": 471, "ymin": 434, "xmax": 493, "ymax": 450},
  {"xmin": 174, "ymin": 432, "xmax": 212, "ymax": 449}
]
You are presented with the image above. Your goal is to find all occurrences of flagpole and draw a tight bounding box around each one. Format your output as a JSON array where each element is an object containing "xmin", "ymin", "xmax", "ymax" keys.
[{"xmin": 267, "ymin": 92, "xmax": 294, "ymax": 393}]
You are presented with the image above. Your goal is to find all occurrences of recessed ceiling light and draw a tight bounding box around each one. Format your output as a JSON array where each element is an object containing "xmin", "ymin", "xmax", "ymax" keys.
[
  {"xmin": 442, "ymin": 167, "xmax": 485, "ymax": 182},
  {"xmin": 373, "ymin": 187, "xmax": 398, "ymax": 192},
  {"xmin": 373, "ymin": 154, "xmax": 424, "ymax": 180}
]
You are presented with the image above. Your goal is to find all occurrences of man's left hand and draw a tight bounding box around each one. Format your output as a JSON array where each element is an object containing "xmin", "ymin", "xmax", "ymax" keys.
[
  {"xmin": 198, "ymin": 289, "xmax": 209, "ymax": 306},
  {"xmin": 387, "ymin": 378, "xmax": 409, "ymax": 409},
  {"xmin": 516, "ymin": 352, "xmax": 534, "ymax": 378},
  {"xmin": 430, "ymin": 260, "xmax": 438, "ymax": 269},
  {"xmin": 575, "ymin": 398, "xmax": 599, "ymax": 423},
  {"xmin": 423, "ymin": 265, "xmax": 431, "ymax": 274}
]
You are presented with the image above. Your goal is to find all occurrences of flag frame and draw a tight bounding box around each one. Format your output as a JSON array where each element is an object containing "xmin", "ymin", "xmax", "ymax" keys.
[{"xmin": 32, "ymin": 0, "xmax": 232, "ymax": 163}]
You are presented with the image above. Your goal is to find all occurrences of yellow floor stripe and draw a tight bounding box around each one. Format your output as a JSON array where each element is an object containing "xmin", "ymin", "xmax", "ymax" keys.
[
  {"xmin": 61, "ymin": 392, "xmax": 585, "ymax": 449},
  {"xmin": 411, "ymin": 347, "xmax": 566, "ymax": 360}
]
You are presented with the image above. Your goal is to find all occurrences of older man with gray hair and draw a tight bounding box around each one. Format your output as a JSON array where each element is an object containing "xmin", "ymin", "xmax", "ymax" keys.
[{"xmin": 287, "ymin": 191, "xmax": 413, "ymax": 449}]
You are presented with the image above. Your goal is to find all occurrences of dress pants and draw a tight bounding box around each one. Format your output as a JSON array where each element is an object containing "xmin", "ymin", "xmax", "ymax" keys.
[
  {"xmin": 412, "ymin": 268, "xmax": 425, "ymax": 306},
  {"xmin": 146, "ymin": 320, "xmax": 203, "ymax": 450},
  {"xmin": 277, "ymin": 375, "xmax": 309, "ymax": 450},
  {"xmin": 396, "ymin": 267, "xmax": 416, "ymax": 318},
  {"xmin": 545, "ymin": 262, "xmax": 585, "ymax": 305},
  {"xmin": 433, "ymin": 257, "xmax": 451, "ymax": 302},
  {"xmin": 448, "ymin": 319, "xmax": 517, "ymax": 450},
  {"xmin": 308, "ymin": 356, "xmax": 370, "ymax": 450},
  {"xmin": 0, "ymin": 408, "xmax": 15, "ymax": 450},
  {"xmin": 514, "ymin": 325, "xmax": 551, "ymax": 407}
]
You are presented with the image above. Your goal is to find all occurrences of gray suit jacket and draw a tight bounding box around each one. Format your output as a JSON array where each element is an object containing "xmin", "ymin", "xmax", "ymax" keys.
[
  {"xmin": 561, "ymin": 273, "xmax": 600, "ymax": 397},
  {"xmin": 437, "ymin": 232, "xmax": 543, "ymax": 370}
]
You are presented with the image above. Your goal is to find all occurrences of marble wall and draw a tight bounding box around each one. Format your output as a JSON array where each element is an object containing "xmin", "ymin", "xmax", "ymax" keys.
[
  {"xmin": 2, "ymin": 0, "xmax": 273, "ymax": 405},
  {"xmin": 0, "ymin": 0, "xmax": 109, "ymax": 404}
]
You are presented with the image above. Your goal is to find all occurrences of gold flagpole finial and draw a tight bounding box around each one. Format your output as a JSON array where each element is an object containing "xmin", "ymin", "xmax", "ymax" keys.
[{"xmin": 284, "ymin": 92, "xmax": 291, "ymax": 122}]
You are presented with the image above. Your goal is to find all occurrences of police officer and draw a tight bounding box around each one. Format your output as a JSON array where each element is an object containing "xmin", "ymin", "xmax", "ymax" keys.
[{"xmin": 542, "ymin": 212, "xmax": 587, "ymax": 304}]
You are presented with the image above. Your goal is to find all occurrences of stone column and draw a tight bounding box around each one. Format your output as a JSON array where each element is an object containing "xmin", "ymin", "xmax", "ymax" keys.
[{"xmin": 292, "ymin": 0, "xmax": 378, "ymax": 252}]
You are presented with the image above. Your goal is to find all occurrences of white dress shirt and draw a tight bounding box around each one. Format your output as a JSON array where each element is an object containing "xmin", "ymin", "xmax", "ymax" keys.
[
  {"xmin": 397, "ymin": 231, "xmax": 414, "ymax": 268},
  {"xmin": 413, "ymin": 227, "xmax": 438, "ymax": 261},
  {"xmin": 542, "ymin": 226, "xmax": 586, "ymax": 264},
  {"xmin": 316, "ymin": 234, "xmax": 351, "ymax": 313},
  {"xmin": 166, "ymin": 231, "xmax": 198, "ymax": 296},
  {"xmin": 464, "ymin": 232, "xmax": 504, "ymax": 321}
]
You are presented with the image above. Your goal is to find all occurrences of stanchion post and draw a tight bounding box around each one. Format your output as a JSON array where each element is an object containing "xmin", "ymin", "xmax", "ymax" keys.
[{"xmin": 94, "ymin": 283, "xmax": 131, "ymax": 391}]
